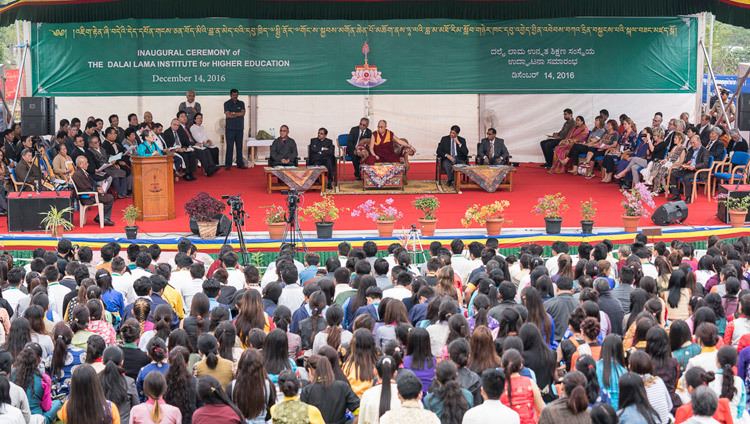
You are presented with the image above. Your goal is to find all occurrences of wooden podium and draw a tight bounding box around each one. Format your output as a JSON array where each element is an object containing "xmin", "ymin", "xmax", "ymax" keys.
[{"xmin": 132, "ymin": 155, "xmax": 176, "ymax": 221}]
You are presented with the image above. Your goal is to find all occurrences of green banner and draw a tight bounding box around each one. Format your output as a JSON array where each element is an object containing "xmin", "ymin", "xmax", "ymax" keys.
[{"xmin": 31, "ymin": 17, "xmax": 697, "ymax": 96}]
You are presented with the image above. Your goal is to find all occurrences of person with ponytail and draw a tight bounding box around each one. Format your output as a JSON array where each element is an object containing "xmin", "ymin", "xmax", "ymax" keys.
[
  {"xmin": 301, "ymin": 355, "xmax": 360, "ymax": 424},
  {"xmin": 13, "ymin": 342, "xmax": 62, "ymax": 423},
  {"xmin": 424, "ymin": 360, "xmax": 473, "ymax": 424},
  {"xmin": 707, "ymin": 346, "xmax": 747, "ymax": 422},
  {"xmin": 132, "ymin": 298, "xmax": 154, "ymax": 336},
  {"xmin": 617, "ymin": 372, "xmax": 660, "ymax": 424},
  {"xmin": 136, "ymin": 337, "xmax": 169, "ymax": 402},
  {"xmin": 57, "ymin": 364, "xmax": 119, "ymax": 423},
  {"xmin": 182, "ymin": 293, "xmax": 210, "ymax": 351},
  {"xmin": 272, "ymin": 305, "xmax": 302, "ymax": 358},
  {"xmin": 2, "ymin": 317, "xmax": 31, "ymax": 358},
  {"xmin": 574, "ymin": 355, "xmax": 610, "ymax": 407},
  {"xmin": 359, "ymin": 355, "xmax": 401, "ymax": 424},
  {"xmin": 120, "ymin": 318, "xmax": 151, "ymax": 380},
  {"xmin": 595, "ymin": 334, "xmax": 627, "ymax": 410},
  {"xmin": 163, "ymin": 347, "xmax": 197, "ymax": 424},
  {"xmin": 627, "ymin": 350, "xmax": 673, "ymax": 424},
  {"xmin": 313, "ymin": 304, "xmax": 352, "ymax": 355},
  {"xmin": 299, "ymin": 291, "xmax": 328, "ymax": 351},
  {"xmin": 69, "ymin": 304, "xmax": 94, "ymax": 349},
  {"xmin": 319, "ymin": 345, "xmax": 348, "ymax": 384},
  {"xmin": 467, "ymin": 294, "xmax": 499, "ymax": 334},
  {"xmin": 234, "ymin": 290, "xmax": 273, "ymax": 349},
  {"xmin": 538, "ymin": 371, "xmax": 590, "ymax": 423},
  {"xmin": 85, "ymin": 334, "xmax": 107, "ymax": 373},
  {"xmin": 130, "ymin": 370, "xmax": 182, "ymax": 424},
  {"xmin": 45, "ymin": 322, "xmax": 84, "ymax": 398},
  {"xmin": 87, "ymin": 298, "xmax": 116, "ymax": 346},
  {"xmin": 138, "ymin": 304, "xmax": 173, "ymax": 352},
  {"xmin": 99, "ymin": 346, "xmax": 139, "ymax": 423},
  {"xmin": 23, "ymin": 305, "xmax": 54, "ymax": 357},
  {"xmin": 227, "ymin": 348, "xmax": 275, "ymax": 424},
  {"xmin": 215, "ymin": 321, "xmax": 243, "ymax": 370},
  {"xmin": 270, "ymin": 371, "xmax": 325, "ymax": 424},
  {"xmin": 193, "ymin": 375, "xmax": 245, "ymax": 424},
  {"xmin": 675, "ymin": 366, "xmax": 734, "ymax": 424},
  {"xmin": 195, "ymin": 332, "xmax": 234, "ymax": 387},
  {"xmin": 499, "ymin": 349, "xmax": 544, "ymax": 424}
]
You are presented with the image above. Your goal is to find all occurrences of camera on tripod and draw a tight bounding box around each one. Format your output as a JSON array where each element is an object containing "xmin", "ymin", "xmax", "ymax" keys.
[
  {"xmin": 222, "ymin": 194, "xmax": 244, "ymax": 212},
  {"xmin": 280, "ymin": 189, "xmax": 299, "ymax": 208}
]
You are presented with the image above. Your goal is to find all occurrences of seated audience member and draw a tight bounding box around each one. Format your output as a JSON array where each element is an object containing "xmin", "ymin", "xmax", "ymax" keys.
[
  {"xmin": 162, "ymin": 118, "xmax": 200, "ymax": 181},
  {"xmin": 540, "ymin": 108, "xmax": 575, "ymax": 169},
  {"xmin": 668, "ymin": 135, "xmax": 711, "ymax": 203},
  {"xmin": 269, "ymin": 125, "xmax": 298, "ymax": 167},
  {"xmin": 86, "ymin": 135, "xmax": 128, "ymax": 198},
  {"xmin": 308, "ymin": 128, "xmax": 335, "ymax": 189},
  {"xmin": 379, "ymin": 370, "xmax": 441, "ymax": 424},
  {"xmin": 189, "ymin": 113, "xmax": 219, "ymax": 165},
  {"xmin": 347, "ymin": 117, "xmax": 372, "ymax": 180},
  {"xmin": 436, "ymin": 125, "xmax": 469, "ymax": 186},
  {"xmin": 727, "ymin": 128, "xmax": 749, "ymax": 155},
  {"xmin": 564, "ymin": 116, "xmax": 605, "ymax": 176},
  {"xmin": 72, "ymin": 155, "xmax": 115, "ymax": 226},
  {"xmin": 52, "ymin": 143, "xmax": 75, "ymax": 181},
  {"xmin": 643, "ymin": 131, "xmax": 686, "ymax": 194},
  {"xmin": 705, "ymin": 127, "xmax": 727, "ymax": 161},
  {"xmin": 600, "ymin": 117, "xmax": 638, "ymax": 183},
  {"xmin": 549, "ymin": 115, "xmax": 588, "ymax": 174},
  {"xmin": 477, "ymin": 127, "xmax": 510, "ymax": 165},
  {"xmin": 14, "ymin": 148, "xmax": 45, "ymax": 191}
]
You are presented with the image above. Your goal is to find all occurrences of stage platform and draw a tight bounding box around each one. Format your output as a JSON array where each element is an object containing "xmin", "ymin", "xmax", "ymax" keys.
[{"xmin": 0, "ymin": 161, "xmax": 744, "ymax": 252}]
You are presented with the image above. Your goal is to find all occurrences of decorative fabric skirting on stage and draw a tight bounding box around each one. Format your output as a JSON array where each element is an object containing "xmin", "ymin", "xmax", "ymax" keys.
[
  {"xmin": 334, "ymin": 179, "xmax": 457, "ymax": 195},
  {"xmin": 362, "ymin": 163, "xmax": 406, "ymax": 189},
  {"xmin": 455, "ymin": 165, "xmax": 515, "ymax": 192},
  {"xmin": 266, "ymin": 166, "xmax": 326, "ymax": 193}
]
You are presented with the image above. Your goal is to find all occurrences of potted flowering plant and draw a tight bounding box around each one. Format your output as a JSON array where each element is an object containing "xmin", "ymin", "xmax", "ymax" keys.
[
  {"xmin": 716, "ymin": 193, "xmax": 750, "ymax": 228},
  {"xmin": 531, "ymin": 193, "xmax": 569, "ymax": 234},
  {"xmin": 39, "ymin": 206, "xmax": 74, "ymax": 238},
  {"xmin": 461, "ymin": 200, "xmax": 511, "ymax": 235},
  {"xmin": 351, "ymin": 198, "xmax": 403, "ymax": 237},
  {"xmin": 122, "ymin": 204, "xmax": 141, "ymax": 239},
  {"xmin": 184, "ymin": 192, "xmax": 226, "ymax": 239},
  {"xmin": 261, "ymin": 204, "xmax": 287, "ymax": 239},
  {"xmin": 621, "ymin": 182, "xmax": 656, "ymax": 232},
  {"xmin": 300, "ymin": 196, "xmax": 348, "ymax": 239},
  {"xmin": 411, "ymin": 195, "xmax": 440, "ymax": 236},
  {"xmin": 580, "ymin": 198, "xmax": 597, "ymax": 234}
]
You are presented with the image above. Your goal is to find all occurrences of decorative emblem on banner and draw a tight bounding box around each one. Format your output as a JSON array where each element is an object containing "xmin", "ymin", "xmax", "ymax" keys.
[{"xmin": 347, "ymin": 41, "xmax": 387, "ymax": 88}]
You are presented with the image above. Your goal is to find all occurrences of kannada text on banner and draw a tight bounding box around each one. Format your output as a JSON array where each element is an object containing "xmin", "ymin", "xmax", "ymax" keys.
[{"xmin": 31, "ymin": 17, "xmax": 698, "ymax": 96}]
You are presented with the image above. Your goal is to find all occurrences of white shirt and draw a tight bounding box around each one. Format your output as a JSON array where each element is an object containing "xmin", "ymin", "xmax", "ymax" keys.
[
  {"xmin": 226, "ymin": 268, "xmax": 245, "ymax": 291},
  {"xmin": 642, "ymin": 262, "xmax": 659, "ymax": 279},
  {"xmin": 451, "ymin": 254, "xmax": 470, "ymax": 284},
  {"xmin": 111, "ymin": 273, "xmax": 136, "ymax": 305},
  {"xmin": 46, "ymin": 283, "xmax": 71, "ymax": 318},
  {"xmin": 461, "ymin": 399, "xmax": 520, "ymax": 424},
  {"xmin": 0, "ymin": 404, "xmax": 25, "ymax": 424},
  {"xmin": 130, "ymin": 267, "xmax": 151, "ymax": 280},
  {"xmin": 462, "ymin": 258, "xmax": 482, "ymax": 284},
  {"xmin": 179, "ymin": 278, "xmax": 205, "ymax": 315},
  {"xmin": 261, "ymin": 260, "xmax": 305, "ymax": 287},
  {"xmin": 190, "ymin": 124, "xmax": 213, "ymax": 147},
  {"xmin": 278, "ymin": 284, "xmax": 305, "ymax": 311},
  {"xmin": 9, "ymin": 381, "xmax": 30, "ymax": 424},
  {"xmin": 383, "ymin": 286, "xmax": 411, "ymax": 300},
  {"xmin": 545, "ymin": 253, "xmax": 563, "ymax": 275}
]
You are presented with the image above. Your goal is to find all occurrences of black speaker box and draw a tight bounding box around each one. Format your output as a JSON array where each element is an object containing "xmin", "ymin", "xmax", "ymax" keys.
[
  {"xmin": 20, "ymin": 97, "xmax": 55, "ymax": 136},
  {"xmin": 651, "ymin": 201, "xmax": 688, "ymax": 226},
  {"xmin": 738, "ymin": 93, "xmax": 750, "ymax": 131},
  {"xmin": 189, "ymin": 214, "xmax": 232, "ymax": 238},
  {"xmin": 8, "ymin": 191, "xmax": 71, "ymax": 232},
  {"xmin": 716, "ymin": 184, "xmax": 750, "ymax": 223},
  {"xmin": 21, "ymin": 116, "xmax": 54, "ymax": 137},
  {"xmin": 21, "ymin": 97, "xmax": 52, "ymax": 117}
]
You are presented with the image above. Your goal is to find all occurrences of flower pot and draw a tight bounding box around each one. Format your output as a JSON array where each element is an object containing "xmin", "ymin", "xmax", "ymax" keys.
[
  {"xmin": 728, "ymin": 209, "xmax": 747, "ymax": 228},
  {"xmin": 124, "ymin": 226, "xmax": 139, "ymax": 239},
  {"xmin": 50, "ymin": 224, "xmax": 64, "ymax": 238},
  {"xmin": 377, "ymin": 220, "xmax": 395, "ymax": 237},
  {"xmin": 622, "ymin": 214, "xmax": 641, "ymax": 232},
  {"xmin": 196, "ymin": 219, "xmax": 219, "ymax": 239},
  {"xmin": 418, "ymin": 218, "xmax": 438, "ymax": 237},
  {"xmin": 315, "ymin": 222, "xmax": 334, "ymax": 239},
  {"xmin": 485, "ymin": 218, "xmax": 503, "ymax": 235},
  {"xmin": 267, "ymin": 222, "xmax": 286, "ymax": 239},
  {"xmin": 581, "ymin": 220, "xmax": 594, "ymax": 234},
  {"xmin": 544, "ymin": 218, "xmax": 563, "ymax": 234}
]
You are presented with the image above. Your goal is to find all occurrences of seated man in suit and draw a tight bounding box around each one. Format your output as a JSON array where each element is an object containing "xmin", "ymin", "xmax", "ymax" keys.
[
  {"xmin": 347, "ymin": 117, "xmax": 372, "ymax": 180},
  {"xmin": 728, "ymin": 128, "xmax": 749, "ymax": 155},
  {"xmin": 72, "ymin": 155, "xmax": 114, "ymax": 226},
  {"xmin": 697, "ymin": 114, "xmax": 712, "ymax": 146},
  {"xmin": 269, "ymin": 125, "xmax": 298, "ymax": 167},
  {"xmin": 436, "ymin": 125, "xmax": 469, "ymax": 186},
  {"xmin": 308, "ymin": 127, "xmax": 335, "ymax": 189},
  {"xmin": 86, "ymin": 136, "xmax": 128, "ymax": 198},
  {"xmin": 705, "ymin": 127, "xmax": 727, "ymax": 161},
  {"xmin": 668, "ymin": 135, "xmax": 710, "ymax": 203},
  {"xmin": 68, "ymin": 134, "xmax": 88, "ymax": 165},
  {"xmin": 177, "ymin": 111, "xmax": 220, "ymax": 177},
  {"xmin": 162, "ymin": 118, "xmax": 199, "ymax": 181},
  {"xmin": 477, "ymin": 127, "xmax": 509, "ymax": 165}
]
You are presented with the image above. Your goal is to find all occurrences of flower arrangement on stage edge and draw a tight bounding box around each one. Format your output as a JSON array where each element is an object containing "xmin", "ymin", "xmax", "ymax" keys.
[
  {"xmin": 580, "ymin": 198, "xmax": 597, "ymax": 234},
  {"xmin": 184, "ymin": 192, "xmax": 226, "ymax": 222},
  {"xmin": 716, "ymin": 193, "xmax": 750, "ymax": 228},
  {"xmin": 261, "ymin": 204, "xmax": 287, "ymax": 224},
  {"xmin": 351, "ymin": 198, "xmax": 403, "ymax": 222},
  {"xmin": 621, "ymin": 183, "xmax": 656, "ymax": 217},
  {"xmin": 412, "ymin": 195, "xmax": 440, "ymax": 237},
  {"xmin": 531, "ymin": 193, "xmax": 569, "ymax": 220},
  {"xmin": 461, "ymin": 200, "xmax": 511, "ymax": 227},
  {"xmin": 301, "ymin": 196, "xmax": 348, "ymax": 239}
]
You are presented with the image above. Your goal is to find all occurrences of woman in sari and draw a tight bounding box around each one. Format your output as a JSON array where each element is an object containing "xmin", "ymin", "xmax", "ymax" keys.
[
  {"xmin": 601, "ymin": 117, "xmax": 638, "ymax": 183},
  {"xmin": 564, "ymin": 116, "xmax": 606, "ymax": 176},
  {"xmin": 646, "ymin": 131, "xmax": 686, "ymax": 194},
  {"xmin": 549, "ymin": 116, "xmax": 588, "ymax": 174},
  {"xmin": 362, "ymin": 120, "xmax": 416, "ymax": 165}
]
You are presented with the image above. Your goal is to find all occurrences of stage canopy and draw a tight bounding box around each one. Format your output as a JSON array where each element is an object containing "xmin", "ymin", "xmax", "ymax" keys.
[{"xmin": 1, "ymin": 0, "xmax": 750, "ymax": 27}]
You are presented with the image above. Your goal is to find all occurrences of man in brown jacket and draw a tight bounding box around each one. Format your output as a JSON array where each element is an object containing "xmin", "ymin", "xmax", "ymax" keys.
[{"xmin": 72, "ymin": 155, "xmax": 114, "ymax": 225}]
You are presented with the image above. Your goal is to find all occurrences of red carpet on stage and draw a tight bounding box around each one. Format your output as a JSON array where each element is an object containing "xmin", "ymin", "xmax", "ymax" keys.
[{"xmin": 0, "ymin": 162, "xmax": 729, "ymax": 236}]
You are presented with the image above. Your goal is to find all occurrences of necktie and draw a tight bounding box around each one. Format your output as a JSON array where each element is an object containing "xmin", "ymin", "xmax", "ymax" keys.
[
  {"xmin": 490, "ymin": 140, "xmax": 494, "ymax": 157},
  {"xmin": 451, "ymin": 139, "xmax": 456, "ymax": 157},
  {"xmin": 360, "ymin": 130, "xmax": 364, "ymax": 140},
  {"xmin": 173, "ymin": 130, "xmax": 181, "ymax": 148},
  {"xmin": 184, "ymin": 127, "xmax": 195, "ymax": 143}
]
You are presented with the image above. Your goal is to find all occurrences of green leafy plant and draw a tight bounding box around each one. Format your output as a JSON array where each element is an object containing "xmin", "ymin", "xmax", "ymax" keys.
[
  {"xmin": 412, "ymin": 195, "xmax": 440, "ymax": 220},
  {"xmin": 580, "ymin": 198, "xmax": 597, "ymax": 222},
  {"xmin": 39, "ymin": 206, "xmax": 74, "ymax": 235},
  {"xmin": 300, "ymin": 196, "xmax": 348, "ymax": 223},
  {"xmin": 262, "ymin": 204, "xmax": 286, "ymax": 224},
  {"xmin": 717, "ymin": 193, "xmax": 750, "ymax": 212},
  {"xmin": 250, "ymin": 251, "xmax": 265, "ymax": 268},
  {"xmin": 461, "ymin": 200, "xmax": 511, "ymax": 227},
  {"xmin": 184, "ymin": 192, "xmax": 226, "ymax": 222},
  {"xmin": 122, "ymin": 204, "xmax": 141, "ymax": 227},
  {"xmin": 531, "ymin": 193, "xmax": 569, "ymax": 219}
]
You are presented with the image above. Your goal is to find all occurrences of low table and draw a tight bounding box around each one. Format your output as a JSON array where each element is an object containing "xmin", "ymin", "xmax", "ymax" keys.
[
  {"xmin": 247, "ymin": 138, "xmax": 274, "ymax": 168},
  {"xmin": 453, "ymin": 165, "xmax": 515, "ymax": 193},
  {"xmin": 361, "ymin": 163, "xmax": 406, "ymax": 191},
  {"xmin": 264, "ymin": 166, "xmax": 327, "ymax": 194}
]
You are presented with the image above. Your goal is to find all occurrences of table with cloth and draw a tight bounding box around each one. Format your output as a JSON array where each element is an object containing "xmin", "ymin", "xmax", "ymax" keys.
[
  {"xmin": 453, "ymin": 165, "xmax": 515, "ymax": 192},
  {"xmin": 361, "ymin": 163, "xmax": 406, "ymax": 190},
  {"xmin": 264, "ymin": 166, "xmax": 327, "ymax": 194}
]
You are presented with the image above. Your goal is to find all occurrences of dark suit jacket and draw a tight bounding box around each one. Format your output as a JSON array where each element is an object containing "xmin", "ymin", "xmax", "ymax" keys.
[
  {"xmin": 162, "ymin": 127, "xmax": 191, "ymax": 149},
  {"xmin": 664, "ymin": 131, "xmax": 676, "ymax": 152},
  {"xmin": 270, "ymin": 137, "xmax": 298, "ymax": 166},
  {"xmin": 309, "ymin": 137, "xmax": 334, "ymax": 160},
  {"xmin": 477, "ymin": 137, "xmax": 509, "ymax": 163},
  {"xmin": 347, "ymin": 126, "xmax": 372, "ymax": 152},
  {"xmin": 436, "ymin": 135, "xmax": 469, "ymax": 163},
  {"xmin": 729, "ymin": 138, "xmax": 749, "ymax": 154},
  {"xmin": 706, "ymin": 139, "xmax": 725, "ymax": 161},
  {"xmin": 698, "ymin": 125, "xmax": 712, "ymax": 146},
  {"xmin": 69, "ymin": 146, "xmax": 87, "ymax": 164},
  {"xmin": 684, "ymin": 146, "xmax": 711, "ymax": 172},
  {"xmin": 71, "ymin": 168, "xmax": 103, "ymax": 205}
]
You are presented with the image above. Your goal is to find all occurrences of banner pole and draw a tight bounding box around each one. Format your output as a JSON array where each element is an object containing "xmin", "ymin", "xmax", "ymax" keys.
[
  {"xmin": 10, "ymin": 44, "xmax": 27, "ymax": 123},
  {"xmin": 700, "ymin": 40, "xmax": 731, "ymax": 128}
]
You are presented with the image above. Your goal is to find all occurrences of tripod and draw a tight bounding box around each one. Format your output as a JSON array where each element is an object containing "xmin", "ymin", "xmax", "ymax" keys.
[
  {"xmin": 400, "ymin": 224, "xmax": 427, "ymax": 266},
  {"xmin": 223, "ymin": 206, "xmax": 250, "ymax": 265},
  {"xmin": 282, "ymin": 201, "xmax": 307, "ymax": 253}
]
